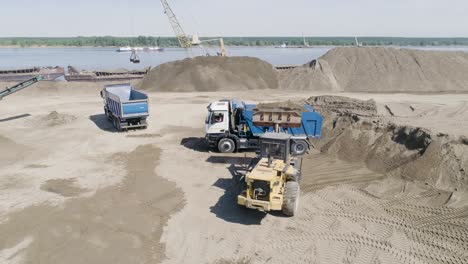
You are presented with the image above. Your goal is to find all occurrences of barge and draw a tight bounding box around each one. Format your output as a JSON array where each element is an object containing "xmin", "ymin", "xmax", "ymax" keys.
[
  {"xmin": 65, "ymin": 66, "xmax": 151, "ymax": 82},
  {"xmin": 117, "ymin": 46, "xmax": 164, "ymax": 52},
  {"xmin": 0, "ymin": 66, "xmax": 64, "ymax": 82}
]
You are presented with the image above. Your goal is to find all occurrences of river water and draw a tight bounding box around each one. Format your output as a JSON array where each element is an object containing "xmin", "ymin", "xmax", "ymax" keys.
[{"xmin": 0, "ymin": 46, "xmax": 467, "ymax": 70}]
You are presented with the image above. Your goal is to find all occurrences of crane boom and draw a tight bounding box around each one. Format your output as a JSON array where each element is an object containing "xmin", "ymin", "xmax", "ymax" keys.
[{"xmin": 160, "ymin": 0, "xmax": 192, "ymax": 48}]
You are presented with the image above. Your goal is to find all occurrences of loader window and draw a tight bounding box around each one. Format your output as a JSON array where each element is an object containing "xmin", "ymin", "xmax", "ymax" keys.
[
  {"xmin": 261, "ymin": 141, "xmax": 287, "ymax": 161},
  {"xmin": 210, "ymin": 112, "xmax": 225, "ymax": 124}
]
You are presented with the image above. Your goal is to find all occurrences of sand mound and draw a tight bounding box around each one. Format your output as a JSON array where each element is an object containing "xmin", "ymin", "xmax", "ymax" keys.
[
  {"xmin": 279, "ymin": 60, "xmax": 341, "ymax": 92},
  {"xmin": 308, "ymin": 95, "xmax": 468, "ymax": 192},
  {"xmin": 281, "ymin": 47, "xmax": 468, "ymax": 92},
  {"xmin": 138, "ymin": 56, "xmax": 278, "ymax": 92},
  {"xmin": 40, "ymin": 178, "xmax": 87, "ymax": 197},
  {"xmin": 36, "ymin": 111, "xmax": 77, "ymax": 127},
  {"xmin": 307, "ymin": 95, "xmax": 378, "ymax": 116},
  {"xmin": 256, "ymin": 100, "xmax": 304, "ymax": 111}
]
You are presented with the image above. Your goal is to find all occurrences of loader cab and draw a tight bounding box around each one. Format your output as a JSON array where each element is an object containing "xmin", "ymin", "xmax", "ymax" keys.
[
  {"xmin": 259, "ymin": 133, "xmax": 291, "ymax": 163},
  {"xmin": 205, "ymin": 101, "xmax": 230, "ymax": 134}
]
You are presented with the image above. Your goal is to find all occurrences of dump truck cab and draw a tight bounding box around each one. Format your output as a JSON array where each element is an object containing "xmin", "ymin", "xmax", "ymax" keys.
[
  {"xmin": 238, "ymin": 132, "xmax": 302, "ymax": 216},
  {"xmin": 205, "ymin": 99, "xmax": 323, "ymax": 154},
  {"xmin": 205, "ymin": 100, "xmax": 230, "ymax": 135}
]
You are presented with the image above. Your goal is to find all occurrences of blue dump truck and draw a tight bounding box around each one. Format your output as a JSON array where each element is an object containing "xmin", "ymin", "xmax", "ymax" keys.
[
  {"xmin": 205, "ymin": 99, "xmax": 323, "ymax": 154},
  {"xmin": 100, "ymin": 84, "xmax": 149, "ymax": 131}
]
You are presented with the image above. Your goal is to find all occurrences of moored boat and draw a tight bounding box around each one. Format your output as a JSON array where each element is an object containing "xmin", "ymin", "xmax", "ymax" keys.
[
  {"xmin": 116, "ymin": 46, "xmax": 164, "ymax": 52},
  {"xmin": 65, "ymin": 66, "xmax": 151, "ymax": 82},
  {"xmin": 0, "ymin": 66, "xmax": 64, "ymax": 82}
]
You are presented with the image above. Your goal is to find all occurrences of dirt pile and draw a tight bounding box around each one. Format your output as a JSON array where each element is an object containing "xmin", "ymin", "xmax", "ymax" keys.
[
  {"xmin": 279, "ymin": 59, "xmax": 341, "ymax": 92},
  {"xmin": 281, "ymin": 47, "xmax": 468, "ymax": 92},
  {"xmin": 308, "ymin": 95, "xmax": 378, "ymax": 116},
  {"xmin": 256, "ymin": 100, "xmax": 304, "ymax": 111},
  {"xmin": 40, "ymin": 178, "xmax": 87, "ymax": 197},
  {"xmin": 138, "ymin": 56, "xmax": 278, "ymax": 92},
  {"xmin": 35, "ymin": 111, "xmax": 77, "ymax": 127},
  {"xmin": 308, "ymin": 95, "xmax": 468, "ymax": 192}
]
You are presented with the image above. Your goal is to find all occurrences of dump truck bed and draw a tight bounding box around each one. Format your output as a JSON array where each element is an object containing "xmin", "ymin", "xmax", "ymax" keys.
[
  {"xmin": 233, "ymin": 101, "xmax": 322, "ymax": 138},
  {"xmin": 103, "ymin": 84, "xmax": 149, "ymax": 119}
]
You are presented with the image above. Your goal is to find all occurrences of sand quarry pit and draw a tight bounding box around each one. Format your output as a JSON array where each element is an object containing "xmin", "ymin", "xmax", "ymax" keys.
[{"xmin": 0, "ymin": 48, "xmax": 468, "ymax": 263}]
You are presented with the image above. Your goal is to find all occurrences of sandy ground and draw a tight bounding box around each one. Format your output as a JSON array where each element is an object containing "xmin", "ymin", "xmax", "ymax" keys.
[{"xmin": 0, "ymin": 88, "xmax": 467, "ymax": 263}]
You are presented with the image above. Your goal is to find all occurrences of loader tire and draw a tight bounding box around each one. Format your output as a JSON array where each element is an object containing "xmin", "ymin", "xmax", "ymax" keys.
[
  {"xmin": 218, "ymin": 138, "xmax": 235, "ymax": 153},
  {"xmin": 292, "ymin": 158, "xmax": 303, "ymax": 182},
  {"xmin": 282, "ymin": 181, "xmax": 300, "ymax": 217}
]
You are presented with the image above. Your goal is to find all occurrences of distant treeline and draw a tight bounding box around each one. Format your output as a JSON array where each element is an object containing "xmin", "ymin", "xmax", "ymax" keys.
[{"xmin": 1, "ymin": 36, "xmax": 468, "ymax": 47}]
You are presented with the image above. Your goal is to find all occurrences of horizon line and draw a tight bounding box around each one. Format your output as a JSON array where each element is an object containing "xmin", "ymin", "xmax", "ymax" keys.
[{"xmin": 1, "ymin": 36, "xmax": 468, "ymax": 39}]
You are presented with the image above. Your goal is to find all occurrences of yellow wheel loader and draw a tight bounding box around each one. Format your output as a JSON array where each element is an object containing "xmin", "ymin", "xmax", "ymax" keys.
[{"xmin": 237, "ymin": 132, "xmax": 303, "ymax": 216}]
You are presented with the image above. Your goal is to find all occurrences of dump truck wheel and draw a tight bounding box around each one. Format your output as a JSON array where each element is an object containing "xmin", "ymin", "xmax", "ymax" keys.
[
  {"xmin": 282, "ymin": 181, "xmax": 300, "ymax": 217},
  {"xmin": 291, "ymin": 140, "xmax": 308, "ymax": 156},
  {"xmin": 112, "ymin": 117, "xmax": 121, "ymax": 132},
  {"xmin": 104, "ymin": 108, "xmax": 109, "ymax": 120},
  {"xmin": 218, "ymin": 138, "xmax": 235, "ymax": 153},
  {"xmin": 112, "ymin": 117, "xmax": 118, "ymax": 130}
]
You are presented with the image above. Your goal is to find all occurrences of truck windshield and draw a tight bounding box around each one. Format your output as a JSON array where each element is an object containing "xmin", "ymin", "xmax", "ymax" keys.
[{"xmin": 210, "ymin": 112, "xmax": 225, "ymax": 124}]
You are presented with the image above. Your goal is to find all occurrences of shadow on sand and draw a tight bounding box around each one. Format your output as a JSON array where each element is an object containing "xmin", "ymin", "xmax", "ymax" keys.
[
  {"xmin": 180, "ymin": 137, "xmax": 210, "ymax": 152},
  {"xmin": 89, "ymin": 114, "xmax": 118, "ymax": 132},
  {"xmin": 208, "ymin": 156, "xmax": 267, "ymax": 225},
  {"xmin": 180, "ymin": 137, "xmax": 256, "ymax": 154},
  {"xmin": 0, "ymin": 113, "xmax": 31, "ymax": 123}
]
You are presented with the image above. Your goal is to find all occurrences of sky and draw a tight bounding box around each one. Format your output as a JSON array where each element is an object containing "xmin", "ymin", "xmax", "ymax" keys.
[{"xmin": 1, "ymin": 0, "xmax": 467, "ymax": 37}]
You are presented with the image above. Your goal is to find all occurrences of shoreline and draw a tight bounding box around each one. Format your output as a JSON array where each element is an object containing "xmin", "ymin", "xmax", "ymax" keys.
[{"xmin": 2, "ymin": 44, "xmax": 468, "ymax": 49}]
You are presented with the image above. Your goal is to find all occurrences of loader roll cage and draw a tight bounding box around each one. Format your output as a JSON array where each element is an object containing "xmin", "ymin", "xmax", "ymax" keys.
[{"xmin": 259, "ymin": 133, "xmax": 291, "ymax": 163}]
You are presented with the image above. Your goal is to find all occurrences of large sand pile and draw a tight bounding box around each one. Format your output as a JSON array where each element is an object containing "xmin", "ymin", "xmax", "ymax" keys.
[
  {"xmin": 308, "ymin": 95, "xmax": 468, "ymax": 192},
  {"xmin": 281, "ymin": 47, "xmax": 468, "ymax": 92},
  {"xmin": 138, "ymin": 56, "xmax": 278, "ymax": 92}
]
